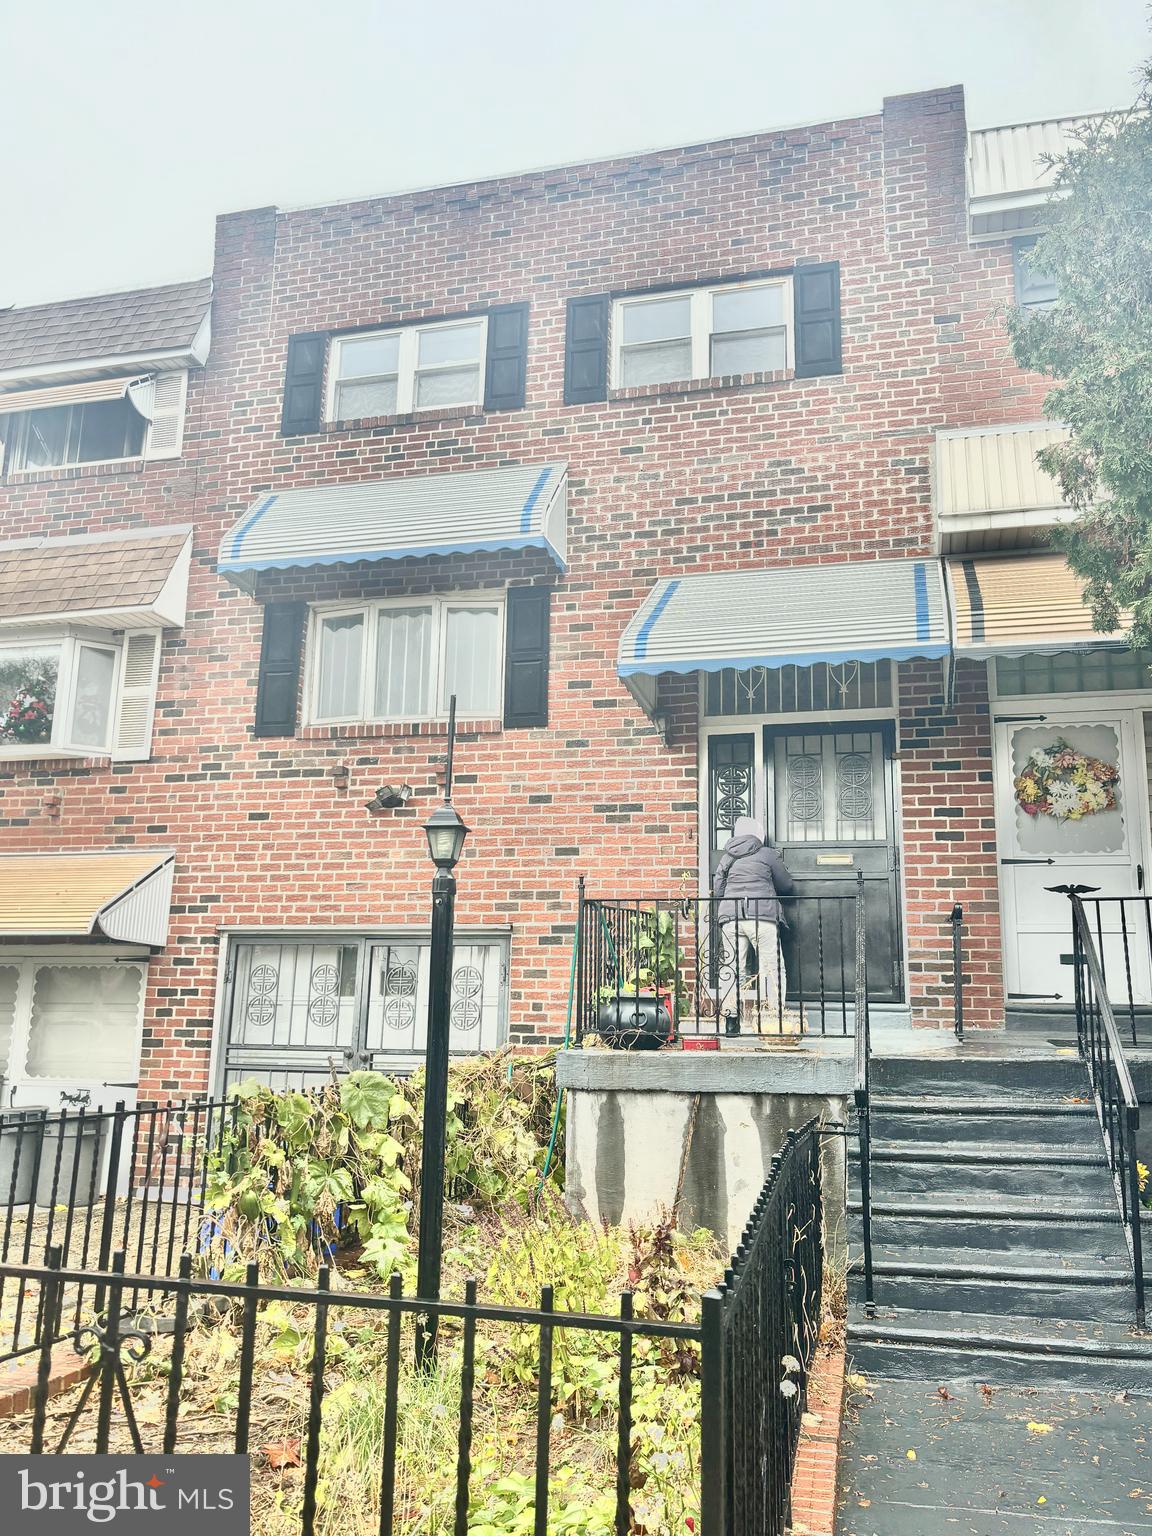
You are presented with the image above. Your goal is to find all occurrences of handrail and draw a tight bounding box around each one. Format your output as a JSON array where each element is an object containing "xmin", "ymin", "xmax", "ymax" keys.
[
  {"xmin": 1069, "ymin": 893, "xmax": 1145, "ymax": 1330},
  {"xmin": 853, "ymin": 870, "xmax": 875, "ymax": 1314},
  {"xmin": 950, "ymin": 903, "xmax": 965, "ymax": 1039}
]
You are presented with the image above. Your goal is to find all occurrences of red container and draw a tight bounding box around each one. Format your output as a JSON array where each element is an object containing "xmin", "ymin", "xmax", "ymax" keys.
[{"xmin": 681, "ymin": 1037, "xmax": 720, "ymax": 1051}]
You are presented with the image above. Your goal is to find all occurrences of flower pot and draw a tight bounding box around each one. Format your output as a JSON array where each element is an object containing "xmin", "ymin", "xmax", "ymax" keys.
[{"xmin": 596, "ymin": 994, "xmax": 673, "ymax": 1050}]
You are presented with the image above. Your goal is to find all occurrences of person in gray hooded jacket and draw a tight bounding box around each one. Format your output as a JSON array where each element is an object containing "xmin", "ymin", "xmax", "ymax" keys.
[{"xmin": 712, "ymin": 816, "xmax": 795, "ymax": 1035}]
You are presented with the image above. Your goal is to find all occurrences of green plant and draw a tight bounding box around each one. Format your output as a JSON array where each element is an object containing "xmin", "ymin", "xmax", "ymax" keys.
[{"xmin": 598, "ymin": 908, "xmax": 687, "ymax": 1012}]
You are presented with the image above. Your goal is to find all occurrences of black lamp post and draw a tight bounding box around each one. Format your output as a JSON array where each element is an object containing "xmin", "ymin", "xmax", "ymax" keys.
[{"xmin": 415, "ymin": 697, "xmax": 468, "ymax": 1367}]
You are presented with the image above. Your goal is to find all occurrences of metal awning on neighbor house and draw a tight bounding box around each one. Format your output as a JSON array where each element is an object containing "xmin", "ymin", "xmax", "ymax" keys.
[
  {"xmin": 0, "ymin": 852, "xmax": 175, "ymax": 948},
  {"xmin": 217, "ymin": 463, "xmax": 568, "ymax": 589},
  {"xmin": 946, "ymin": 552, "xmax": 1127, "ymax": 658},
  {"xmin": 617, "ymin": 558, "xmax": 949, "ymax": 711}
]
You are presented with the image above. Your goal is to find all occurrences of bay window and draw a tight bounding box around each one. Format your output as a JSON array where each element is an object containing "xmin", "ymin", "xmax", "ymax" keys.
[
  {"xmin": 310, "ymin": 596, "xmax": 504, "ymax": 724},
  {"xmin": 613, "ymin": 278, "xmax": 791, "ymax": 389},
  {"xmin": 329, "ymin": 318, "xmax": 488, "ymax": 421}
]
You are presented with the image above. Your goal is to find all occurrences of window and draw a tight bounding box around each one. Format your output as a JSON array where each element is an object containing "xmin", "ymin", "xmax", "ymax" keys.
[
  {"xmin": 329, "ymin": 319, "xmax": 487, "ymax": 421},
  {"xmin": 0, "ymin": 372, "xmax": 188, "ymax": 472},
  {"xmin": 994, "ymin": 650, "xmax": 1152, "ymax": 697},
  {"xmin": 1013, "ymin": 237, "xmax": 1060, "ymax": 308},
  {"xmin": 309, "ymin": 596, "xmax": 504, "ymax": 723},
  {"xmin": 705, "ymin": 662, "xmax": 893, "ymax": 717},
  {"xmin": 613, "ymin": 279, "xmax": 790, "ymax": 389},
  {"xmin": 0, "ymin": 630, "xmax": 159, "ymax": 758}
]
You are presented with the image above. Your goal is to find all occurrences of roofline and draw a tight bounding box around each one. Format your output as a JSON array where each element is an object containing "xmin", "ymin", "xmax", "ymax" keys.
[
  {"xmin": 967, "ymin": 106, "xmax": 1115, "ymax": 135},
  {"xmin": 0, "ymin": 276, "xmax": 210, "ymax": 315},
  {"xmin": 0, "ymin": 342, "xmax": 208, "ymax": 387}
]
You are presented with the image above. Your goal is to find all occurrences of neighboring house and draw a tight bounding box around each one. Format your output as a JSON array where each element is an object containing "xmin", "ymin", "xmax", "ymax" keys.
[{"xmin": 0, "ymin": 93, "xmax": 1132, "ymax": 1110}]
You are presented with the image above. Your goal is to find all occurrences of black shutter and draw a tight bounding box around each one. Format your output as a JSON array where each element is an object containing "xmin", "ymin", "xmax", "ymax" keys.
[
  {"xmin": 281, "ymin": 333, "xmax": 327, "ymax": 435},
  {"xmin": 483, "ymin": 303, "xmax": 530, "ymax": 411},
  {"xmin": 503, "ymin": 586, "xmax": 551, "ymax": 728},
  {"xmin": 793, "ymin": 262, "xmax": 842, "ymax": 378},
  {"xmin": 563, "ymin": 294, "xmax": 610, "ymax": 405},
  {"xmin": 254, "ymin": 602, "xmax": 305, "ymax": 737}
]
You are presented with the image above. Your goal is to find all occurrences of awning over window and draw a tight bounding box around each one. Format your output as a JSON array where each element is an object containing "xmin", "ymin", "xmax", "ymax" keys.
[
  {"xmin": 946, "ymin": 553, "xmax": 1127, "ymax": 658},
  {"xmin": 218, "ymin": 463, "xmax": 568, "ymax": 589},
  {"xmin": 618, "ymin": 558, "xmax": 949, "ymax": 707},
  {"xmin": 0, "ymin": 525, "xmax": 192, "ymax": 630},
  {"xmin": 0, "ymin": 375, "xmax": 154, "ymax": 419},
  {"xmin": 0, "ymin": 851, "xmax": 175, "ymax": 947}
]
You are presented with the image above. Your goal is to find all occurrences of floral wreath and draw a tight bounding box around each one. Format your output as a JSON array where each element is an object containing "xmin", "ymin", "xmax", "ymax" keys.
[{"xmin": 1014, "ymin": 737, "xmax": 1120, "ymax": 822}]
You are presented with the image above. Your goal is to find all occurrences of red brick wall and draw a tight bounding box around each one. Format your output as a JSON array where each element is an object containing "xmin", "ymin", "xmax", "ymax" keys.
[{"xmin": 0, "ymin": 84, "xmax": 1054, "ymax": 1094}]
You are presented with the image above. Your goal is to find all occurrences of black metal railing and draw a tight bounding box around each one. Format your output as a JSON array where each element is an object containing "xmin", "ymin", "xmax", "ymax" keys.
[
  {"xmin": 950, "ymin": 902, "xmax": 965, "ymax": 1038},
  {"xmin": 1073, "ymin": 893, "xmax": 1152, "ymax": 1047},
  {"xmin": 0, "ymin": 1097, "xmax": 232, "ymax": 1361},
  {"xmin": 852, "ymin": 874, "xmax": 875, "ymax": 1314},
  {"xmin": 577, "ymin": 889, "xmax": 871, "ymax": 1041},
  {"xmin": 1069, "ymin": 894, "xmax": 1146, "ymax": 1330},
  {"xmin": 2, "ymin": 1119, "xmax": 827, "ymax": 1536}
]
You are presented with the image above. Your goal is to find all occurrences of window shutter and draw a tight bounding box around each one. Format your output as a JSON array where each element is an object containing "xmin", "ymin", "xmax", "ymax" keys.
[
  {"xmin": 563, "ymin": 295, "xmax": 610, "ymax": 405},
  {"xmin": 111, "ymin": 632, "xmax": 162, "ymax": 761},
  {"xmin": 503, "ymin": 586, "xmax": 551, "ymax": 729},
  {"xmin": 144, "ymin": 371, "xmax": 188, "ymax": 459},
  {"xmin": 793, "ymin": 262, "xmax": 842, "ymax": 378},
  {"xmin": 281, "ymin": 334, "xmax": 327, "ymax": 436},
  {"xmin": 482, "ymin": 303, "xmax": 529, "ymax": 412},
  {"xmin": 255, "ymin": 603, "xmax": 305, "ymax": 737}
]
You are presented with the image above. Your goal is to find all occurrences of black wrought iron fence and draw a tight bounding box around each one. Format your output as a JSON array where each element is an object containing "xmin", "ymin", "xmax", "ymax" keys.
[
  {"xmin": 577, "ymin": 890, "xmax": 868, "ymax": 1042},
  {"xmin": 1068, "ymin": 895, "xmax": 1146, "ymax": 1330},
  {"xmin": 0, "ymin": 1097, "xmax": 233, "ymax": 1361},
  {"xmin": 1073, "ymin": 892, "xmax": 1152, "ymax": 1046},
  {"xmin": 1, "ymin": 1119, "xmax": 828, "ymax": 1536}
]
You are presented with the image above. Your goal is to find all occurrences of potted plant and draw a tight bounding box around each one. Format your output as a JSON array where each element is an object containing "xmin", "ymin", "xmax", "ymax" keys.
[{"xmin": 596, "ymin": 908, "xmax": 685, "ymax": 1050}]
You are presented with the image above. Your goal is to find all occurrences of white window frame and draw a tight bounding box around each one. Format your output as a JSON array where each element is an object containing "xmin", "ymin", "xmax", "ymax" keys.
[
  {"xmin": 0, "ymin": 630, "xmax": 125, "ymax": 759},
  {"xmin": 611, "ymin": 277, "xmax": 793, "ymax": 390},
  {"xmin": 306, "ymin": 592, "xmax": 506, "ymax": 725},
  {"xmin": 2, "ymin": 373, "xmax": 188, "ymax": 476},
  {"xmin": 326, "ymin": 317, "xmax": 489, "ymax": 422}
]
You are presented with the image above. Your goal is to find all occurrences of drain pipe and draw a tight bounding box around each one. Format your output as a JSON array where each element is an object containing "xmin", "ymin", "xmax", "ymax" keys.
[{"xmin": 950, "ymin": 904, "xmax": 965, "ymax": 1039}]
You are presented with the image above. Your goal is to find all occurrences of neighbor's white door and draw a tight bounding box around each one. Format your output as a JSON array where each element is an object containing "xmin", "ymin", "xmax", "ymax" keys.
[{"xmin": 995, "ymin": 711, "xmax": 1152, "ymax": 1006}]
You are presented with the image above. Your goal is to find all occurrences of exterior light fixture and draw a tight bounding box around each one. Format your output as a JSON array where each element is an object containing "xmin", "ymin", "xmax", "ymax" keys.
[
  {"xmin": 366, "ymin": 783, "xmax": 413, "ymax": 812},
  {"xmin": 423, "ymin": 802, "xmax": 469, "ymax": 869}
]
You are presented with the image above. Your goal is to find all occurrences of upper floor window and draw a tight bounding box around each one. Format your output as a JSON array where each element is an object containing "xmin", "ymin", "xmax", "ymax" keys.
[
  {"xmin": 1013, "ymin": 237, "xmax": 1060, "ymax": 309},
  {"xmin": 612, "ymin": 279, "xmax": 791, "ymax": 389},
  {"xmin": 0, "ymin": 629, "xmax": 163, "ymax": 759},
  {"xmin": 0, "ymin": 372, "xmax": 188, "ymax": 474},
  {"xmin": 309, "ymin": 595, "xmax": 504, "ymax": 724},
  {"xmin": 329, "ymin": 319, "xmax": 488, "ymax": 421}
]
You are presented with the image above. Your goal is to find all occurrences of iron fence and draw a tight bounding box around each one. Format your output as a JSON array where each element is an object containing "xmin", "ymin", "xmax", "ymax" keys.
[
  {"xmin": 1, "ymin": 1118, "xmax": 828, "ymax": 1536},
  {"xmin": 1073, "ymin": 892, "xmax": 1152, "ymax": 1046},
  {"xmin": 577, "ymin": 888, "xmax": 870, "ymax": 1042},
  {"xmin": 1068, "ymin": 894, "xmax": 1146, "ymax": 1329},
  {"xmin": 0, "ymin": 1097, "xmax": 233, "ymax": 1361}
]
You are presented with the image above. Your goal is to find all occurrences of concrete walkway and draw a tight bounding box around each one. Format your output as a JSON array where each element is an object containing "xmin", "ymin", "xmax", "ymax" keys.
[{"xmin": 836, "ymin": 1378, "xmax": 1152, "ymax": 1535}]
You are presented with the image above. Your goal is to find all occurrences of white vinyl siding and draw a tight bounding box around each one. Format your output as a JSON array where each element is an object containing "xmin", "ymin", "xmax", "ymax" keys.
[
  {"xmin": 329, "ymin": 320, "xmax": 487, "ymax": 422},
  {"xmin": 308, "ymin": 595, "xmax": 504, "ymax": 725},
  {"xmin": 613, "ymin": 279, "xmax": 791, "ymax": 389}
]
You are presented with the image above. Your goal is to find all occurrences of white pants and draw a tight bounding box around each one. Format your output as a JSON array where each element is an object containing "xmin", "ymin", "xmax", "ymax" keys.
[{"xmin": 718, "ymin": 919, "xmax": 786, "ymax": 1019}]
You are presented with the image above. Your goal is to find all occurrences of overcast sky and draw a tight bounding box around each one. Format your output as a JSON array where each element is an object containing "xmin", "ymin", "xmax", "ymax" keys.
[{"xmin": 1, "ymin": 0, "xmax": 1147, "ymax": 308}]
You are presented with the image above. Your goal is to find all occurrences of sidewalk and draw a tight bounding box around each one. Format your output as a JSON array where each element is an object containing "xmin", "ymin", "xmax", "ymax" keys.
[{"xmin": 836, "ymin": 1377, "xmax": 1152, "ymax": 1534}]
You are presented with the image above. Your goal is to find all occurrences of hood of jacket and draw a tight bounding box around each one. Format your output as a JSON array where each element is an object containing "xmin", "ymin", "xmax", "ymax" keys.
[{"xmin": 723, "ymin": 835, "xmax": 764, "ymax": 858}]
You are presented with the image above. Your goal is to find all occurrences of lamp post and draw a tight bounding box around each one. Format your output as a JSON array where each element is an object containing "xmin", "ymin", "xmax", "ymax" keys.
[{"xmin": 415, "ymin": 696, "xmax": 468, "ymax": 1367}]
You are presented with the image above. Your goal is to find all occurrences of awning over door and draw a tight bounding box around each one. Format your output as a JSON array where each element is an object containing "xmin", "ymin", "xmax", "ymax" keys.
[
  {"xmin": 217, "ymin": 462, "xmax": 568, "ymax": 589},
  {"xmin": 617, "ymin": 558, "xmax": 949, "ymax": 707},
  {"xmin": 0, "ymin": 851, "xmax": 174, "ymax": 947},
  {"xmin": 946, "ymin": 552, "xmax": 1127, "ymax": 657}
]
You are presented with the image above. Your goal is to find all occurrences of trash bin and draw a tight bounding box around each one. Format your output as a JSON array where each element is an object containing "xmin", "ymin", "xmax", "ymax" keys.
[
  {"xmin": 0, "ymin": 1108, "xmax": 49, "ymax": 1208},
  {"xmin": 36, "ymin": 1114, "xmax": 108, "ymax": 1208}
]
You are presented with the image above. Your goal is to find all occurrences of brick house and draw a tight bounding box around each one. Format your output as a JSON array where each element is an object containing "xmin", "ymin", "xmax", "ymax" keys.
[{"xmin": 0, "ymin": 88, "xmax": 1134, "ymax": 1110}]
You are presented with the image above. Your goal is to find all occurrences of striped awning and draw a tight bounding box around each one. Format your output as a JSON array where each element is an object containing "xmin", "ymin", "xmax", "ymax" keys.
[
  {"xmin": 218, "ymin": 463, "xmax": 568, "ymax": 589},
  {"xmin": 0, "ymin": 851, "xmax": 174, "ymax": 947},
  {"xmin": 0, "ymin": 375, "xmax": 154, "ymax": 418},
  {"xmin": 946, "ymin": 553, "xmax": 1126, "ymax": 657},
  {"xmin": 618, "ymin": 558, "xmax": 949, "ymax": 703}
]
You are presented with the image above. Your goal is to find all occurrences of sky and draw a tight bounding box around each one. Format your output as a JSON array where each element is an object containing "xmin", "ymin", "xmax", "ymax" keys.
[{"xmin": 0, "ymin": 0, "xmax": 1147, "ymax": 308}]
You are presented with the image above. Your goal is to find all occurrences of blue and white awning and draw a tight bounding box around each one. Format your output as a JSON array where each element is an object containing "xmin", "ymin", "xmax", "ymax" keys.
[
  {"xmin": 618, "ymin": 558, "xmax": 949, "ymax": 705},
  {"xmin": 218, "ymin": 463, "xmax": 567, "ymax": 588}
]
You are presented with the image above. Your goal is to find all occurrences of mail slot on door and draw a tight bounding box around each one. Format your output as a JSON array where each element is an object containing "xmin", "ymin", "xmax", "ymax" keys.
[{"xmin": 815, "ymin": 853, "xmax": 855, "ymax": 867}]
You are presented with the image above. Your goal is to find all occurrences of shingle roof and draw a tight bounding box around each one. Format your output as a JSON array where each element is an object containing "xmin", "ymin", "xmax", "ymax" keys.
[
  {"xmin": 0, "ymin": 527, "xmax": 191, "ymax": 622},
  {"xmin": 0, "ymin": 279, "xmax": 211, "ymax": 372}
]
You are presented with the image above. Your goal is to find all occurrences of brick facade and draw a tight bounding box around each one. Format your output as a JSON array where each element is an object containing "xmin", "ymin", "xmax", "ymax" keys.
[{"xmin": 0, "ymin": 84, "xmax": 1063, "ymax": 1096}]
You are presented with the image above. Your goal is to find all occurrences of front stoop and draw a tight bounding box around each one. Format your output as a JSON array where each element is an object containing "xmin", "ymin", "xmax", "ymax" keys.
[
  {"xmin": 0, "ymin": 1346, "xmax": 91, "ymax": 1418},
  {"xmin": 787, "ymin": 1343, "xmax": 846, "ymax": 1536}
]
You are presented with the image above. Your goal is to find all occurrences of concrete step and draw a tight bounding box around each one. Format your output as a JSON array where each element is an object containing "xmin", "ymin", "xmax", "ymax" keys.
[
  {"xmin": 870, "ymin": 1103, "xmax": 1099, "ymax": 1148},
  {"xmin": 848, "ymin": 1255, "xmax": 1138, "ymax": 1324},
  {"xmin": 847, "ymin": 1304, "xmax": 1152, "ymax": 1391},
  {"xmin": 847, "ymin": 1207, "xmax": 1126, "ymax": 1260},
  {"xmin": 871, "ymin": 1055, "xmax": 1086, "ymax": 1099},
  {"xmin": 856, "ymin": 1144, "xmax": 1113, "ymax": 1200}
]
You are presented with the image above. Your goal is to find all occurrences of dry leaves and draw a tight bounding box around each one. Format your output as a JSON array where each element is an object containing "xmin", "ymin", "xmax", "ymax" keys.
[{"xmin": 261, "ymin": 1438, "xmax": 302, "ymax": 1470}]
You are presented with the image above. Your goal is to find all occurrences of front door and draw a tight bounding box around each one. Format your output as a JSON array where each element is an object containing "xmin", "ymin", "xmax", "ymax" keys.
[
  {"xmin": 995, "ymin": 711, "xmax": 1151, "ymax": 1006},
  {"xmin": 764, "ymin": 724, "xmax": 903, "ymax": 1004}
]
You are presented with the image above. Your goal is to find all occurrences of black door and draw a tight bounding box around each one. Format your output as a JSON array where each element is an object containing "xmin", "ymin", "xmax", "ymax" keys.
[{"xmin": 764, "ymin": 724, "xmax": 903, "ymax": 1004}]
